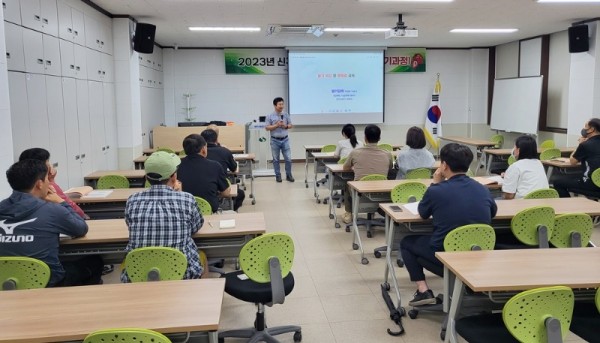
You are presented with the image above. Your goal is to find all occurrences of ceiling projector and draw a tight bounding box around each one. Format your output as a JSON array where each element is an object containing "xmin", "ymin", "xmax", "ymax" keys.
[{"xmin": 385, "ymin": 14, "xmax": 418, "ymax": 39}]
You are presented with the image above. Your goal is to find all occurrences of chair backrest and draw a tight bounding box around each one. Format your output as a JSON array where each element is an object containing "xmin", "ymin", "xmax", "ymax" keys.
[
  {"xmin": 524, "ymin": 188, "xmax": 559, "ymax": 199},
  {"xmin": 406, "ymin": 168, "xmax": 432, "ymax": 179},
  {"xmin": 511, "ymin": 206, "xmax": 555, "ymax": 247},
  {"xmin": 539, "ymin": 139, "xmax": 556, "ymax": 150},
  {"xmin": 124, "ymin": 247, "xmax": 188, "ymax": 282},
  {"xmin": 144, "ymin": 180, "xmax": 151, "ymax": 188},
  {"xmin": 337, "ymin": 157, "xmax": 347, "ymax": 164},
  {"xmin": 443, "ymin": 224, "xmax": 496, "ymax": 252},
  {"xmin": 490, "ymin": 134, "xmax": 504, "ymax": 149},
  {"xmin": 156, "ymin": 147, "xmax": 175, "ymax": 154},
  {"xmin": 507, "ymin": 154, "xmax": 516, "ymax": 166},
  {"xmin": 97, "ymin": 175, "xmax": 130, "ymax": 189},
  {"xmin": 466, "ymin": 169, "xmax": 474, "ymax": 177},
  {"xmin": 0, "ymin": 257, "xmax": 50, "ymax": 290},
  {"xmin": 539, "ymin": 148, "xmax": 561, "ymax": 161},
  {"xmin": 378, "ymin": 143, "xmax": 393, "ymax": 152},
  {"xmin": 390, "ymin": 182, "xmax": 427, "ymax": 203},
  {"xmin": 194, "ymin": 196, "xmax": 212, "ymax": 215},
  {"xmin": 84, "ymin": 328, "xmax": 172, "ymax": 343},
  {"xmin": 240, "ymin": 232, "xmax": 294, "ymax": 283},
  {"xmin": 502, "ymin": 286, "xmax": 574, "ymax": 343},
  {"xmin": 321, "ymin": 144, "xmax": 336, "ymax": 153},
  {"xmin": 359, "ymin": 174, "xmax": 387, "ymax": 181},
  {"xmin": 550, "ymin": 213, "xmax": 593, "ymax": 248},
  {"xmin": 592, "ymin": 168, "xmax": 600, "ymax": 188}
]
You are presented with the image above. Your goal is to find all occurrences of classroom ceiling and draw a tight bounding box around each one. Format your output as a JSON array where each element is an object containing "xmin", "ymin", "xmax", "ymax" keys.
[{"xmin": 91, "ymin": 0, "xmax": 600, "ymax": 48}]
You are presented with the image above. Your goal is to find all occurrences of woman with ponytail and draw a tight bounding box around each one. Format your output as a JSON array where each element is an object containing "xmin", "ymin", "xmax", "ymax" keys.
[{"xmin": 334, "ymin": 124, "xmax": 364, "ymax": 159}]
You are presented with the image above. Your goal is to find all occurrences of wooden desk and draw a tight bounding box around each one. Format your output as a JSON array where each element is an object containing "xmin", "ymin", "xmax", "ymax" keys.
[
  {"xmin": 436, "ymin": 248, "xmax": 600, "ymax": 342},
  {"xmin": 61, "ymin": 212, "xmax": 266, "ymax": 263},
  {"xmin": 541, "ymin": 157, "xmax": 582, "ymax": 180},
  {"xmin": 73, "ymin": 188, "xmax": 144, "ymax": 219},
  {"xmin": 84, "ymin": 169, "xmax": 146, "ymax": 188},
  {"xmin": 483, "ymin": 147, "xmax": 576, "ymax": 175},
  {"xmin": 143, "ymin": 147, "xmax": 245, "ymax": 155},
  {"xmin": 311, "ymin": 152, "xmax": 339, "ymax": 202},
  {"xmin": 0, "ymin": 279, "xmax": 225, "ymax": 343},
  {"xmin": 151, "ymin": 125, "xmax": 245, "ymax": 153},
  {"xmin": 134, "ymin": 153, "xmax": 254, "ymax": 169}
]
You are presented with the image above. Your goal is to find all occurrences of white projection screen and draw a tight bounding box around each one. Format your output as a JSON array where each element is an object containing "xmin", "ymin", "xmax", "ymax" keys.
[
  {"xmin": 288, "ymin": 49, "xmax": 385, "ymax": 125},
  {"xmin": 490, "ymin": 76, "xmax": 543, "ymax": 135}
]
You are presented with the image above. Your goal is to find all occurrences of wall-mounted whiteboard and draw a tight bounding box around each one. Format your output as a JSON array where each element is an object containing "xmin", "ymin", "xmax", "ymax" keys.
[{"xmin": 490, "ymin": 76, "xmax": 543, "ymax": 135}]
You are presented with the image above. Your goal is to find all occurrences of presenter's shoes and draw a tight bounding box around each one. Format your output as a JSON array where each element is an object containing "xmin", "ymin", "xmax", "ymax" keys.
[
  {"xmin": 408, "ymin": 289, "xmax": 436, "ymax": 306},
  {"xmin": 286, "ymin": 175, "xmax": 295, "ymax": 182},
  {"xmin": 342, "ymin": 212, "xmax": 353, "ymax": 224},
  {"xmin": 276, "ymin": 175, "xmax": 282, "ymax": 182}
]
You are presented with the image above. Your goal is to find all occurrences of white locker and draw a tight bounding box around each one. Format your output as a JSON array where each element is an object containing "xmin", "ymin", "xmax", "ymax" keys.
[
  {"xmin": 39, "ymin": 0, "xmax": 58, "ymax": 36},
  {"xmin": 76, "ymin": 79, "xmax": 92, "ymax": 177},
  {"xmin": 156, "ymin": 69, "xmax": 163, "ymax": 88},
  {"xmin": 86, "ymin": 48, "xmax": 100, "ymax": 81},
  {"xmin": 84, "ymin": 14, "xmax": 98, "ymax": 51},
  {"xmin": 45, "ymin": 76, "xmax": 69, "ymax": 187},
  {"xmin": 61, "ymin": 77, "xmax": 81, "ymax": 188},
  {"xmin": 59, "ymin": 39, "xmax": 74, "ymax": 78},
  {"xmin": 73, "ymin": 43, "xmax": 87, "ymax": 79},
  {"xmin": 103, "ymin": 82, "xmax": 117, "ymax": 169},
  {"xmin": 22, "ymin": 27, "xmax": 44, "ymax": 74},
  {"xmin": 19, "ymin": 0, "xmax": 42, "ymax": 32},
  {"xmin": 101, "ymin": 52, "xmax": 113, "ymax": 82},
  {"xmin": 8, "ymin": 72, "xmax": 31, "ymax": 160},
  {"xmin": 5, "ymin": 22, "xmax": 25, "ymax": 71},
  {"xmin": 25, "ymin": 73, "xmax": 50, "ymax": 150},
  {"xmin": 56, "ymin": 0, "xmax": 72, "ymax": 42},
  {"xmin": 42, "ymin": 34, "xmax": 61, "ymax": 76},
  {"xmin": 100, "ymin": 17, "xmax": 112, "ymax": 55},
  {"xmin": 88, "ymin": 81, "xmax": 105, "ymax": 171},
  {"xmin": 70, "ymin": 7, "xmax": 84, "ymax": 46},
  {"xmin": 3, "ymin": 0, "xmax": 22, "ymax": 24}
]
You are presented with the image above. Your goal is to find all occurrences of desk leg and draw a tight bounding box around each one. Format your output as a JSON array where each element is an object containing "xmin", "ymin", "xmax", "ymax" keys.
[
  {"xmin": 546, "ymin": 165, "xmax": 554, "ymax": 181},
  {"xmin": 351, "ymin": 188, "xmax": 368, "ymax": 265},
  {"xmin": 328, "ymin": 169, "xmax": 339, "ymax": 228},
  {"xmin": 445, "ymin": 276, "xmax": 465, "ymax": 343},
  {"xmin": 477, "ymin": 149, "xmax": 487, "ymax": 176},
  {"xmin": 304, "ymin": 150, "xmax": 310, "ymax": 188},
  {"xmin": 383, "ymin": 216, "xmax": 402, "ymax": 304},
  {"xmin": 313, "ymin": 158, "xmax": 320, "ymax": 201},
  {"xmin": 485, "ymin": 153, "xmax": 494, "ymax": 176},
  {"xmin": 208, "ymin": 331, "xmax": 218, "ymax": 343}
]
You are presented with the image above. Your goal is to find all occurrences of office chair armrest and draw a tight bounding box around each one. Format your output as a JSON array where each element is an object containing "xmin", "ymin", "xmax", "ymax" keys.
[
  {"xmin": 269, "ymin": 257, "xmax": 285, "ymax": 306},
  {"xmin": 545, "ymin": 317, "xmax": 562, "ymax": 343}
]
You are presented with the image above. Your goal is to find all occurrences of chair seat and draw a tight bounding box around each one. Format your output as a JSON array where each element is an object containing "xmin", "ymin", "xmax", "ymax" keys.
[
  {"xmin": 455, "ymin": 313, "xmax": 519, "ymax": 343},
  {"xmin": 570, "ymin": 301, "xmax": 600, "ymax": 343},
  {"xmin": 224, "ymin": 270, "xmax": 294, "ymax": 304}
]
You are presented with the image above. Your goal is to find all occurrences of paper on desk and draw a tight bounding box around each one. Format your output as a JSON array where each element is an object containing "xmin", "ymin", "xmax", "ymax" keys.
[
  {"xmin": 402, "ymin": 202, "xmax": 420, "ymax": 215},
  {"xmin": 84, "ymin": 190, "xmax": 113, "ymax": 198},
  {"xmin": 219, "ymin": 219, "xmax": 236, "ymax": 229},
  {"xmin": 59, "ymin": 233, "xmax": 72, "ymax": 239},
  {"xmin": 485, "ymin": 175, "xmax": 504, "ymax": 185}
]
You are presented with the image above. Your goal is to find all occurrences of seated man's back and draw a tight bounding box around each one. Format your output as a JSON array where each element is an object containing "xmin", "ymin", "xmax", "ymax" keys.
[{"xmin": 345, "ymin": 144, "xmax": 393, "ymax": 180}]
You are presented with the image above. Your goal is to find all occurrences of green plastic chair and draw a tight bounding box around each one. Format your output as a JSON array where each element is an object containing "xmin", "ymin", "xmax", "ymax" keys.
[
  {"xmin": 345, "ymin": 174, "xmax": 388, "ymax": 238},
  {"xmin": 144, "ymin": 180, "xmax": 151, "ymax": 188},
  {"xmin": 490, "ymin": 134, "xmax": 504, "ymax": 149},
  {"xmin": 444, "ymin": 224, "xmax": 496, "ymax": 252},
  {"xmin": 507, "ymin": 155, "xmax": 516, "ymax": 166},
  {"xmin": 406, "ymin": 168, "xmax": 432, "ymax": 179},
  {"xmin": 194, "ymin": 196, "xmax": 213, "ymax": 215},
  {"xmin": 540, "ymin": 148, "xmax": 561, "ymax": 161},
  {"xmin": 390, "ymin": 182, "xmax": 427, "ymax": 203},
  {"xmin": 510, "ymin": 206, "xmax": 555, "ymax": 248},
  {"xmin": 540, "ymin": 139, "xmax": 556, "ymax": 150},
  {"xmin": 84, "ymin": 328, "xmax": 172, "ymax": 343},
  {"xmin": 156, "ymin": 147, "xmax": 175, "ymax": 154},
  {"xmin": 591, "ymin": 168, "xmax": 600, "ymax": 187},
  {"xmin": 124, "ymin": 247, "xmax": 188, "ymax": 282},
  {"xmin": 524, "ymin": 188, "xmax": 559, "ymax": 199},
  {"xmin": 0, "ymin": 257, "xmax": 50, "ymax": 290},
  {"xmin": 360, "ymin": 174, "xmax": 387, "ymax": 181},
  {"xmin": 466, "ymin": 169, "xmax": 474, "ymax": 177},
  {"xmin": 550, "ymin": 213, "xmax": 593, "ymax": 248},
  {"xmin": 320, "ymin": 144, "xmax": 336, "ymax": 153},
  {"xmin": 337, "ymin": 157, "xmax": 347, "ymax": 164},
  {"xmin": 97, "ymin": 175, "xmax": 130, "ymax": 189},
  {"xmin": 456, "ymin": 286, "xmax": 574, "ymax": 343},
  {"xmin": 378, "ymin": 143, "xmax": 393, "ymax": 152},
  {"xmin": 219, "ymin": 233, "xmax": 301, "ymax": 342}
]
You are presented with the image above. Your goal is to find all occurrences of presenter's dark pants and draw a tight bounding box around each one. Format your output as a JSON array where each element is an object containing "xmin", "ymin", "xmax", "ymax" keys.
[
  {"xmin": 400, "ymin": 235, "xmax": 443, "ymax": 282},
  {"xmin": 234, "ymin": 189, "xmax": 245, "ymax": 211},
  {"xmin": 56, "ymin": 255, "xmax": 104, "ymax": 287},
  {"xmin": 553, "ymin": 175, "xmax": 600, "ymax": 198}
]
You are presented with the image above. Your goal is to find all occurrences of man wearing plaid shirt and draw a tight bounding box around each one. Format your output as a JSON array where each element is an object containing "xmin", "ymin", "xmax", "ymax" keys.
[{"xmin": 121, "ymin": 151, "xmax": 204, "ymax": 282}]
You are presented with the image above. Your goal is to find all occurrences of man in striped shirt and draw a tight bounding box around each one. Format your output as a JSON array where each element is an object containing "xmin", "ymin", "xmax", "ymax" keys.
[{"xmin": 121, "ymin": 151, "xmax": 204, "ymax": 282}]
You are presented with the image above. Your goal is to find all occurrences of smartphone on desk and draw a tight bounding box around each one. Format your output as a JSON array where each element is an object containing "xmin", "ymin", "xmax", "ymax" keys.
[{"xmin": 390, "ymin": 205, "xmax": 403, "ymax": 212}]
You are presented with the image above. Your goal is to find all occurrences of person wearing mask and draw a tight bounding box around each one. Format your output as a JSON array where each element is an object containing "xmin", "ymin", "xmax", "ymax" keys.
[
  {"xmin": 334, "ymin": 124, "xmax": 363, "ymax": 160},
  {"xmin": 395, "ymin": 126, "xmax": 436, "ymax": 180},
  {"xmin": 265, "ymin": 97, "xmax": 294, "ymax": 182},
  {"xmin": 554, "ymin": 118, "xmax": 600, "ymax": 197},
  {"xmin": 501, "ymin": 135, "xmax": 548, "ymax": 199}
]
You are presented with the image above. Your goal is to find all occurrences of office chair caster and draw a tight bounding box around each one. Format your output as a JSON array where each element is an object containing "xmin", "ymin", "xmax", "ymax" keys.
[
  {"xmin": 366, "ymin": 231, "xmax": 373, "ymax": 238},
  {"xmin": 374, "ymin": 250, "xmax": 382, "ymax": 258},
  {"xmin": 336, "ymin": 203, "xmax": 341, "ymax": 208},
  {"xmin": 361, "ymin": 257, "xmax": 369, "ymax": 265},
  {"xmin": 408, "ymin": 309, "xmax": 418, "ymax": 319},
  {"xmin": 397, "ymin": 259, "xmax": 404, "ymax": 267},
  {"xmin": 352, "ymin": 243, "xmax": 359, "ymax": 250},
  {"xmin": 323, "ymin": 198, "xmax": 329, "ymax": 204},
  {"xmin": 294, "ymin": 330, "xmax": 302, "ymax": 342},
  {"xmin": 345, "ymin": 227, "xmax": 351, "ymax": 232},
  {"xmin": 252, "ymin": 200, "xmax": 256, "ymax": 205},
  {"xmin": 305, "ymin": 184, "xmax": 308, "ymax": 188},
  {"xmin": 440, "ymin": 329, "xmax": 446, "ymax": 341},
  {"xmin": 382, "ymin": 282, "xmax": 390, "ymax": 291},
  {"xmin": 335, "ymin": 222, "xmax": 341, "ymax": 228},
  {"xmin": 329, "ymin": 213, "xmax": 334, "ymax": 219},
  {"xmin": 249, "ymin": 194, "xmax": 253, "ymax": 198}
]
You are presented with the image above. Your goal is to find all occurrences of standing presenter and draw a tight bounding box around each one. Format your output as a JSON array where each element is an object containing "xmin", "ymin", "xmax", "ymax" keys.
[{"xmin": 266, "ymin": 97, "xmax": 294, "ymax": 182}]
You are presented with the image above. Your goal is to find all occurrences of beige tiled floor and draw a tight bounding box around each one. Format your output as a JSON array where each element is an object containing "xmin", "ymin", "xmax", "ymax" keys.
[{"xmin": 103, "ymin": 163, "xmax": 595, "ymax": 342}]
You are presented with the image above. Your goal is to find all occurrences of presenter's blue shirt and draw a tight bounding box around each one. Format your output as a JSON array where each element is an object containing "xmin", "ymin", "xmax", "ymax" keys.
[
  {"xmin": 418, "ymin": 174, "xmax": 497, "ymax": 251},
  {"xmin": 266, "ymin": 111, "xmax": 291, "ymax": 138}
]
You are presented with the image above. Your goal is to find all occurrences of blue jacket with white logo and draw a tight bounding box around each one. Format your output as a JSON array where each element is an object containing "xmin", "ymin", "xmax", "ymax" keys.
[{"xmin": 0, "ymin": 191, "xmax": 88, "ymax": 286}]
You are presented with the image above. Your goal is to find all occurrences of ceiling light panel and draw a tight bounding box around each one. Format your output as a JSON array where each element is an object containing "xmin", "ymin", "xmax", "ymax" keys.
[
  {"xmin": 188, "ymin": 27, "xmax": 261, "ymax": 32},
  {"xmin": 450, "ymin": 28, "xmax": 518, "ymax": 33}
]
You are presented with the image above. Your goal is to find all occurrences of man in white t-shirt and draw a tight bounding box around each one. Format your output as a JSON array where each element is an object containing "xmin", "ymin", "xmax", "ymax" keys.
[{"xmin": 502, "ymin": 136, "xmax": 549, "ymax": 199}]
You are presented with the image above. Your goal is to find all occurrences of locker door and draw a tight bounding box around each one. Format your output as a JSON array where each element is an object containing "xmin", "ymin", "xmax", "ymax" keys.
[
  {"xmin": 85, "ymin": 48, "xmax": 100, "ymax": 81},
  {"xmin": 25, "ymin": 73, "xmax": 50, "ymax": 150},
  {"xmin": 103, "ymin": 82, "xmax": 117, "ymax": 169},
  {"xmin": 45, "ymin": 76, "xmax": 69, "ymax": 187},
  {"xmin": 8, "ymin": 72, "xmax": 31, "ymax": 160},
  {"xmin": 56, "ymin": 0, "xmax": 73, "ymax": 42},
  {"xmin": 61, "ymin": 77, "xmax": 81, "ymax": 187},
  {"xmin": 3, "ymin": 0, "xmax": 22, "ymax": 24},
  {"xmin": 5, "ymin": 23, "xmax": 25, "ymax": 72},
  {"xmin": 22, "ymin": 28, "xmax": 44, "ymax": 74},
  {"xmin": 70, "ymin": 7, "xmax": 85, "ymax": 46},
  {"xmin": 40, "ymin": 0, "xmax": 58, "ymax": 37},
  {"xmin": 88, "ymin": 81, "xmax": 105, "ymax": 171},
  {"xmin": 20, "ymin": 0, "xmax": 42, "ymax": 32},
  {"xmin": 59, "ymin": 39, "xmax": 74, "ymax": 78},
  {"xmin": 42, "ymin": 34, "xmax": 61, "ymax": 76},
  {"xmin": 73, "ymin": 44, "xmax": 87, "ymax": 79},
  {"xmin": 75, "ymin": 79, "xmax": 92, "ymax": 176}
]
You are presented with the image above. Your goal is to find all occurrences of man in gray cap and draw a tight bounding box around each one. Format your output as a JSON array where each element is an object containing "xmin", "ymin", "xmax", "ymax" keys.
[{"xmin": 121, "ymin": 151, "xmax": 204, "ymax": 282}]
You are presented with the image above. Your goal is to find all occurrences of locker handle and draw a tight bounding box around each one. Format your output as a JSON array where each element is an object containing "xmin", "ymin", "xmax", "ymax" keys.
[
  {"xmin": 75, "ymin": 155, "xmax": 80, "ymax": 160},
  {"xmin": 81, "ymin": 154, "xmax": 86, "ymax": 158},
  {"xmin": 6, "ymin": 52, "xmax": 10, "ymax": 59},
  {"xmin": 68, "ymin": 28, "xmax": 72, "ymax": 33},
  {"xmin": 37, "ymin": 58, "xmax": 44, "ymax": 64},
  {"xmin": 42, "ymin": 18, "xmax": 48, "ymax": 24},
  {"xmin": 100, "ymin": 41, "xmax": 104, "ymax": 45},
  {"xmin": 2, "ymin": 2, "xmax": 6, "ymax": 9},
  {"xmin": 102, "ymin": 71, "xmax": 105, "ymax": 75},
  {"xmin": 70, "ymin": 64, "xmax": 75, "ymax": 69},
  {"xmin": 74, "ymin": 30, "xmax": 78, "ymax": 36},
  {"xmin": 106, "ymin": 145, "xmax": 110, "ymax": 149},
  {"xmin": 146, "ymin": 59, "xmax": 151, "ymax": 63},
  {"xmin": 97, "ymin": 70, "xmax": 102, "ymax": 74},
  {"xmin": 96, "ymin": 39, "xmax": 100, "ymax": 44},
  {"xmin": 76, "ymin": 66, "xmax": 80, "ymax": 71},
  {"xmin": 102, "ymin": 147, "xmax": 106, "ymax": 151},
  {"xmin": 34, "ymin": 15, "xmax": 40, "ymax": 21},
  {"xmin": 45, "ymin": 60, "xmax": 51, "ymax": 66}
]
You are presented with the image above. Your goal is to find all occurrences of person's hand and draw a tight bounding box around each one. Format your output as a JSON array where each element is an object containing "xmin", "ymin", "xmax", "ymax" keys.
[
  {"xmin": 278, "ymin": 120, "xmax": 285, "ymax": 128},
  {"xmin": 44, "ymin": 192, "xmax": 64, "ymax": 204},
  {"xmin": 48, "ymin": 184, "xmax": 57, "ymax": 195},
  {"xmin": 432, "ymin": 167, "xmax": 444, "ymax": 184}
]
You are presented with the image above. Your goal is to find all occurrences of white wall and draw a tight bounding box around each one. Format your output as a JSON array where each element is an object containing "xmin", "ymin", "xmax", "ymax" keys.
[
  {"xmin": 163, "ymin": 48, "xmax": 489, "ymax": 158},
  {"xmin": 547, "ymin": 31, "xmax": 570, "ymax": 129},
  {"xmin": 0, "ymin": 14, "xmax": 15, "ymax": 197}
]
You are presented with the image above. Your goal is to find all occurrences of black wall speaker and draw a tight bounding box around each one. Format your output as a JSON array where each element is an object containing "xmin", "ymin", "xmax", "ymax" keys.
[
  {"xmin": 568, "ymin": 25, "xmax": 589, "ymax": 53},
  {"xmin": 133, "ymin": 23, "xmax": 156, "ymax": 54}
]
